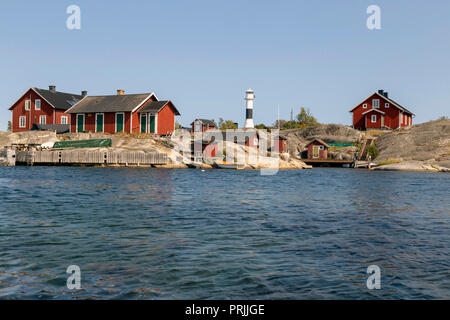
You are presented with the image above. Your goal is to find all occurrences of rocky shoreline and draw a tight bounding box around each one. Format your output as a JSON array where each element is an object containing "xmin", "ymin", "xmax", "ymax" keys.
[{"xmin": 2, "ymin": 119, "xmax": 449, "ymax": 172}]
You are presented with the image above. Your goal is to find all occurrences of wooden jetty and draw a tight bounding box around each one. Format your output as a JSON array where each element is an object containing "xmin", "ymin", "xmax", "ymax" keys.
[{"xmin": 15, "ymin": 150, "xmax": 167, "ymax": 166}]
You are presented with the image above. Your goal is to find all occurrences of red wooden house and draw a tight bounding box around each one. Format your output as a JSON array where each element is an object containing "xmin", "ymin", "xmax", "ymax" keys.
[
  {"xmin": 306, "ymin": 139, "xmax": 329, "ymax": 160},
  {"xmin": 349, "ymin": 90, "xmax": 414, "ymax": 130},
  {"xmin": 65, "ymin": 90, "xmax": 180, "ymax": 135},
  {"xmin": 8, "ymin": 86, "xmax": 84, "ymax": 132}
]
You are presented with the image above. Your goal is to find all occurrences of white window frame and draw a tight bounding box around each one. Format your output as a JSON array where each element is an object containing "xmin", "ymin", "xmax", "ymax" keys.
[
  {"xmin": 115, "ymin": 112, "xmax": 125, "ymax": 133},
  {"xmin": 385, "ymin": 102, "xmax": 389, "ymax": 108},
  {"xmin": 371, "ymin": 115, "xmax": 377, "ymax": 123},
  {"xmin": 373, "ymin": 99, "xmax": 379, "ymax": 108},
  {"xmin": 39, "ymin": 115, "xmax": 46, "ymax": 124},
  {"xmin": 25, "ymin": 100, "xmax": 31, "ymax": 111},
  {"xmin": 19, "ymin": 116, "xmax": 26, "ymax": 128},
  {"xmin": 61, "ymin": 116, "xmax": 68, "ymax": 125},
  {"xmin": 95, "ymin": 113, "xmax": 104, "ymax": 133},
  {"xmin": 363, "ymin": 103, "xmax": 367, "ymax": 109},
  {"xmin": 35, "ymin": 99, "xmax": 41, "ymax": 110}
]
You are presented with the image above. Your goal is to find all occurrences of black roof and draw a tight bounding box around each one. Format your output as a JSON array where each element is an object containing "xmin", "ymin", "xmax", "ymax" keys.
[
  {"xmin": 65, "ymin": 93, "xmax": 151, "ymax": 113},
  {"xmin": 140, "ymin": 100, "xmax": 181, "ymax": 115},
  {"xmin": 33, "ymin": 87, "xmax": 83, "ymax": 111},
  {"xmin": 191, "ymin": 119, "xmax": 217, "ymax": 127},
  {"xmin": 31, "ymin": 124, "xmax": 70, "ymax": 134}
]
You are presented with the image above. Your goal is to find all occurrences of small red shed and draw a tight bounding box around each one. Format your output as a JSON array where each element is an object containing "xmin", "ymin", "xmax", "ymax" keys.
[
  {"xmin": 306, "ymin": 139, "xmax": 330, "ymax": 160},
  {"xmin": 275, "ymin": 135, "xmax": 288, "ymax": 153}
]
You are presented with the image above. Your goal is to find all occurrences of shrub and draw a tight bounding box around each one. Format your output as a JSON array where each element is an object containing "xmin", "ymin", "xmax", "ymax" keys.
[{"xmin": 368, "ymin": 144, "xmax": 379, "ymax": 160}]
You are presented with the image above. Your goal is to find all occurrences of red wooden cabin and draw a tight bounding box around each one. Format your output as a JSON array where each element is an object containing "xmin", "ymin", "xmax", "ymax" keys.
[
  {"xmin": 349, "ymin": 90, "xmax": 414, "ymax": 130},
  {"xmin": 8, "ymin": 86, "xmax": 84, "ymax": 132},
  {"xmin": 306, "ymin": 139, "xmax": 329, "ymax": 160},
  {"xmin": 65, "ymin": 90, "xmax": 180, "ymax": 135}
]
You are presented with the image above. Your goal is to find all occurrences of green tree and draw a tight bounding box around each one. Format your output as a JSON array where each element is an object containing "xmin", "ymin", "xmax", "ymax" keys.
[
  {"xmin": 296, "ymin": 107, "xmax": 318, "ymax": 126},
  {"xmin": 175, "ymin": 121, "xmax": 181, "ymax": 130},
  {"xmin": 368, "ymin": 144, "xmax": 379, "ymax": 160},
  {"xmin": 220, "ymin": 120, "xmax": 237, "ymax": 130},
  {"xmin": 255, "ymin": 123, "xmax": 268, "ymax": 129},
  {"xmin": 282, "ymin": 121, "xmax": 301, "ymax": 129},
  {"xmin": 7, "ymin": 121, "xmax": 12, "ymax": 132}
]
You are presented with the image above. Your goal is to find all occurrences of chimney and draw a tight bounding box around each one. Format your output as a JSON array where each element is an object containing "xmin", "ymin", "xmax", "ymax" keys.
[
  {"xmin": 117, "ymin": 89, "xmax": 125, "ymax": 95},
  {"xmin": 384, "ymin": 92, "xmax": 389, "ymax": 98},
  {"xmin": 378, "ymin": 89, "xmax": 384, "ymax": 95},
  {"xmin": 81, "ymin": 91, "xmax": 88, "ymax": 97},
  {"xmin": 49, "ymin": 85, "xmax": 56, "ymax": 93}
]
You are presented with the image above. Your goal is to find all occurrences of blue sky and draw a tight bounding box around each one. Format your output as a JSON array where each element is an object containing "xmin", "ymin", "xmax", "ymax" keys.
[{"xmin": 0, "ymin": 0, "xmax": 449, "ymax": 130}]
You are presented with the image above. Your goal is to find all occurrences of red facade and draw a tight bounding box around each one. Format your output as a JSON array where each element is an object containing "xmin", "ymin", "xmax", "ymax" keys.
[
  {"xmin": 9, "ymin": 88, "xmax": 70, "ymax": 132},
  {"xmin": 68, "ymin": 97, "xmax": 178, "ymax": 135},
  {"xmin": 306, "ymin": 140, "xmax": 329, "ymax": 160},
  {"xmin": 350, "ymin": 91, "xmax": 414, "ymax": 130}
]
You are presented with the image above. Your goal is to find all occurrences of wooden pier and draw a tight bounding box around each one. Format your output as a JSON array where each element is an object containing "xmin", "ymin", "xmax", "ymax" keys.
[
  {"xmin": 303, "ymin": 159, "xmax": 354, "ymax": 167},
  {"xmin": 15, "ymin": 150, "xmax": 167, "ymax": 166}
]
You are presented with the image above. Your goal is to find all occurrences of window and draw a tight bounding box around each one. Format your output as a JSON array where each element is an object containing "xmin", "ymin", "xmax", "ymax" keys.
[
  {"xmin": 363, "ymin": 104, "xmax": 367, "ymax": 109},
  {"xmin": 19, "ymin": 116, "xmax": 26, "ymax": 128},
  {"xmin": 373, "ymin": 99, "xmax": 379, "ymax": 108},
  {"xmin": 371, "ymin": 115, "xmax": 377, "ymax": 123},
  {"xmin": 25, "ymin": 100, "xmax": 31, "ymax": 110},
  {"xmin": 39, "ymin": 115, "xmax": 46, "ymax": 124},
  {"xmin": 35, "ymin": 99, "xmax": 41, "ymax": 110},
  {"xmin": 319, "ymin": 145, "xmax": 324, "ymax": 150},
  {"xmin": 61, "ymin": 116, "xmax": 68, "ymax": 125},
  {"xmin": 385, "ymin": 103, "xmax": 389, "ymax": 108}
]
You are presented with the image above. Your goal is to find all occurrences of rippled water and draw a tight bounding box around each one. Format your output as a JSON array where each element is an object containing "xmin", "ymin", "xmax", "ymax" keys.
[{"xmin": 0, "ymin": 167, "xmax": 449, "ymax": 299}]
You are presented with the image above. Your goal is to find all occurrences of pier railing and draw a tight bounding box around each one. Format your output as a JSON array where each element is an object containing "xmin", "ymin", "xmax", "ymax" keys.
[{"xmin": 16, "ymin": 150, "xmax": 167, "ymax": 166}]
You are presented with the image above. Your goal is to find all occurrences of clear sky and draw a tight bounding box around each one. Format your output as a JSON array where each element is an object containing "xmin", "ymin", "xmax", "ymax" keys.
[{"xmin": 1, "ymin": 0, "xmax": 449, "ymax": 130}]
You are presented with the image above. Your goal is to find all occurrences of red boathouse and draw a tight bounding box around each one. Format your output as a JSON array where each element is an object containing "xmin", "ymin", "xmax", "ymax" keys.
[
  {"xmin": 306, "ymin": 139, "xmax": 330, "ymax": 160},
  {"xmin": 349, "ymin": 90, "xmax": 415, "ymax": 130}
]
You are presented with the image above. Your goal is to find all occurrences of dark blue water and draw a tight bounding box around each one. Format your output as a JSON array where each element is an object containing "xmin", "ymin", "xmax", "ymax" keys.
[{"xmin": 0, "ymin": 167, "xmax": 449, "ymax": 299}]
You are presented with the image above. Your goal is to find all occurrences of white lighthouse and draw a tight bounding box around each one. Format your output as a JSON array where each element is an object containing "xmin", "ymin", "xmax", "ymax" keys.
[{"xmin": 244, "ymin": 89, "xmax": 255, "ymax": 128}]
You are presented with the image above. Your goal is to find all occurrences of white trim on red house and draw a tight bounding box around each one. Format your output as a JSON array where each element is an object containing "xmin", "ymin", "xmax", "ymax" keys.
[
  {"xmin": 131, "ymin": 93, "xmax": 158, "ymax": 113},
  {"xmin": 349, "ymin": 91, "xmax": 415, "ymax": 116},
  {"xmin": 76, "ymin": 114, "xmax": 85, "ymax": 132},
  {"xmin": 95, "ymin": 113, "xmax": 104, "ymax": 133},
  {"xmin": 362, "ymin": 108, "xmax": 386, "ymax": 115},
  {"xmin": 115, "ymin": 112, "xmax": 125, "ymax": 133},
  {"xmin": 19, "ymin": 116, "xmax": 26, "ymax": 128}
]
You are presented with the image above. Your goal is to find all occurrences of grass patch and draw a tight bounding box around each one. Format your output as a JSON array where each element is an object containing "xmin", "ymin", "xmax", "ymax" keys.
[{"xmin": 376, "ymin": 158, "xmax": 402, "ymax": 166}]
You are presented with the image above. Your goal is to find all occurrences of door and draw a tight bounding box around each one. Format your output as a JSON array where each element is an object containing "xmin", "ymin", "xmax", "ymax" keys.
[
  {"xmin": 96, "ymin": 114, "xmax": 103, "ymax": 132},
  {"xmin": 77, "ymin": 114, "xmax": 84, "ymax": 132},
  {"xmin": 116, "ymin": 113, "xmax": 124, "ymax": 132},
  {"xmin": 149, "ymin": 114, "xmax": 155, "ymax": 133},
  {"xmin": 313, "ymin": 145, "xmax": 319, "ymax": 158},
  {"xmin": 140, "ymin": 114, "xmax": 147, "ymax": 133}
]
